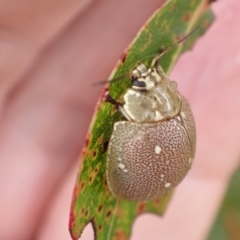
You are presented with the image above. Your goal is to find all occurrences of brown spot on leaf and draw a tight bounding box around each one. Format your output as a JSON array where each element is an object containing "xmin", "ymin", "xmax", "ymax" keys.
[
  {"xmin": 106, "ymin": 210, "xmax": 112, "ymax": 218},
  {"xmin": 116, "ymin": 208, "xmax": 125, "ymax": 219},
  {"xmin": 183, "ymin": 12, "xmax": 191, "ymax": 21},
  {"xmin": 81, "ymin": 148, "xmax": 87, "ymax": 156},
  {"xmin": 80, "ymin": 181, "xmax": 85, "ymax": 191},
  {"xmin": 137, "ymin": 202, "xmax": 146, "ymax": 214},
  {"xmin": 89, "ymin": 150, "xmax": 97, "ymax": 158},
  {"xmin": 203, "ymin": 19, "xmax": 211, "ymax": 29},
  {"xmin": 81, "ymin": 208, "xmax": 85, "ymax": 214},
  {"xmin": 96, "ymin": 135, "xmax": 103, "ymax": 146},
  {"xmin": 85, "ymin": 210, "xmax": 89, "ymax": 217},
  {"xmin": 142, "ymin": 22, "xmax": 148, "ymax": 29},
  {"xmin": 81, "ymin": 134, "xmax": 90, "ymax": 156},
  {"xmin": 175, "ymin": 33, "xmax": 186, "ymax": 44},
  {"xmin": 68, "ymin": 205, "xmax": 76, "ymax": 234},
  {"xmin": 89, "ymin": 177, "xmax": 93, "ymax": 183},
  {"xmin": 84, "ymin": 136, "xmax": 90, "ymax": 147},
  {"xmin": 154, "ymin": 198, "xmax": 161, "ymax": 207},
  {"xmin": 121, "ymin": 52, "xmax": 128, "ymax": 63},
  {"xmin": 98, "ymin": 224, "xmax": 102, "ymax": 231},
  {"xmin": 72, "ymin": 184, "xmax": 80, "ymax": 199},
  {"xmin": 169, "ymin": 4, "xmax": 174, "ymax": 11},
  {"xmin": 114, "ymin": 230, "xmax": 127, "ymax": 240},
  {"xmin": 98, "ymin": 205, "xmax": 103, "ymax": 213},
  {"xmin": 89, "ymin": 165, "xmax": 100, "ymax": 185}
]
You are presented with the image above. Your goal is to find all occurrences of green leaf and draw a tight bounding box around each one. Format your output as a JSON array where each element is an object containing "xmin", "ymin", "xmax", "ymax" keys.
[{"xmin": 69, "ymin": 0, "xmax": 215, "ymax": 239}]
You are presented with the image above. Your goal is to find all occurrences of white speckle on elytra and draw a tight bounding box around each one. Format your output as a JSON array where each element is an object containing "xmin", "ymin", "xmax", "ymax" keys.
[
  {"xmin": 160, "ymin": 174, "xmax": 164, "ymax": 178},
  {"xmin": 164, "ymin": 182, "xmax": 171, "ymax": 188},
  {"xmin": 180, "ymin": 111, "xmax": 186, "ymax": 119},
  {"xmin": 189, "ymin": 157, "xmax": 192, "ymax": 164},
  {"xmin": 123, "ymin": 169, "xmax": 128, "ymax": 173},
  {"xmin": 118, "ymin": 157, "xmax": 122, "ymax": 161},
  {"xmin": 155, "ymin": 145, "xmax": 162, "ymax": 154},
  {"xmin": 118, "ymin": 163, "xmax": 125, "ymax": 169}
]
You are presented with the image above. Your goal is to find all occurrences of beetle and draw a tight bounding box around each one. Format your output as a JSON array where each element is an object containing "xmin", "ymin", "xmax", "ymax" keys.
[{"xmin": 104, "ymin": 30, "xmax": 197, "ymax": 202}]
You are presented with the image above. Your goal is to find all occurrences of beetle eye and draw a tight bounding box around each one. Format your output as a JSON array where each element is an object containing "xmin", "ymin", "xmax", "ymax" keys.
[{"xmin": 132, "ymin": 76, "xmax": 146, "ymax": 90}]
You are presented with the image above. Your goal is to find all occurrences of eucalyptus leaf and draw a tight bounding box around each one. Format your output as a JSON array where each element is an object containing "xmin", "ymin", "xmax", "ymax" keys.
[{"xmin": 69, "ymin": 0, "xmax": 215, "ymax": 239}]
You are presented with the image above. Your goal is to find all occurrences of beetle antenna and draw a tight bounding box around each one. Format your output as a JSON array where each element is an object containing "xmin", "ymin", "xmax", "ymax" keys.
[
  {"xmin": 93, "ymin": 25, "xmax": 200, "ymax": 86},
  {"xmin": 151, "ymin": 25, "xmax": 200, "ymax": 67},
  {"xmin": 92, "ymin": 73, "xmax": 130, "ymax": 86}
]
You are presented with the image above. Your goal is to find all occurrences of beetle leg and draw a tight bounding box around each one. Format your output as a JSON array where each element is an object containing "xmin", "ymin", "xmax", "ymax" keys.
[
  {"xmin": 104, "ymin": 92, "xmax": 120, "ymax": 108},
  {"xmin": 104, "ymin": 92, "xmax": 132, "ymax": 121}
]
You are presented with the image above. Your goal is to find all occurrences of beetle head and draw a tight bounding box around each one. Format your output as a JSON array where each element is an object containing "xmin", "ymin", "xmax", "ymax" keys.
[{"xmin": 131, "ymin": 63, "xmax": 162, "ymax": 91}]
